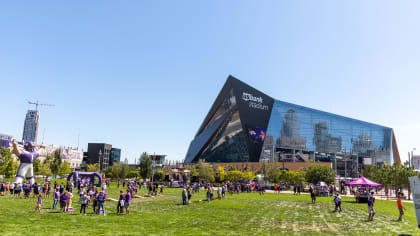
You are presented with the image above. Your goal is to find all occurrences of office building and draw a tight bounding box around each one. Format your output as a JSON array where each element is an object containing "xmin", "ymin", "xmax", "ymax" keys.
[
  {"xmin": 109, "ymin": 148, "xmax": 121, "ymax": 166},
  {"xmin": 87, "ymin": 143, "xmax": 112, "ymax": 171},
  {"xmin": 22, "ymin": 110, "xmax": 40, "ymax": 143}
]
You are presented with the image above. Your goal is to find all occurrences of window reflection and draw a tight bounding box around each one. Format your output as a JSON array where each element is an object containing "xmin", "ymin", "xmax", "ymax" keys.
[{"xmin": 261, "ymin": 101, "xmax": 392, "ymax": 165}]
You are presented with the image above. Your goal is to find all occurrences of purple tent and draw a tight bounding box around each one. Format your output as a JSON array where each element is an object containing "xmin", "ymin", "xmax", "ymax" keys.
[{"xmin": 345, "ymin": 176, "xmax": 382, "ymax": 188}]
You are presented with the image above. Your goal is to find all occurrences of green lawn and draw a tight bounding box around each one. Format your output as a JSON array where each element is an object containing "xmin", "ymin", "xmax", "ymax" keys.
[{"xmin": 0, "ymin": 181, "xmax": 419, "ymax": 235}]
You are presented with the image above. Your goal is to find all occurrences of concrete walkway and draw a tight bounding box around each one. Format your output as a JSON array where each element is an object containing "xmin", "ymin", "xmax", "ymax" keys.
[{"xmin": 265, "ymin": 190, "xmax": 414, "ymax": 203}]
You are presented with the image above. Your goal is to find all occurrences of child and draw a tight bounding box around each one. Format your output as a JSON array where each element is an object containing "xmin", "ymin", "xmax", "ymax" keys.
[
  {"xmin": 397, "ymin": 193, "xmax": 407, "ymax": 221},
  {"xmin": 368, "ymin": 192, "xmax": 375, "ymax": 221},
  {"xmin": 36, "ymin": 194, "xmax": 42, "ymax": 213}
]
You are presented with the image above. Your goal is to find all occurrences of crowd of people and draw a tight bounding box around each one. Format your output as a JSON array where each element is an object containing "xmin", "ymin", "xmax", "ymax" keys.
[
  {"xmin": 0, "ymin": 178, "xmax": 411, "ymax": 222},
  {"xmin": 180, "ymin": 182, "xmax": 267, "ymax": 205}
]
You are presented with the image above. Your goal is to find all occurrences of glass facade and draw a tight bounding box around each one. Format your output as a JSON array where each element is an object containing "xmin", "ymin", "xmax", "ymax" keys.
[
  {"xmin": 185, "ymin": 75, "xmax": 397, "ymax": 170},
  {"xmin": 22, "ymin": 110, "xmax": 39, "ymax": 143},
  {"xmin": 199, "ymin": 108, "xmax": 249, "ymax": 162},
  {"xmin": 260, "ymin": 100, "xmax": 393, "ymax": 165},
  {"xmin": 109, "ymin": 148, "xmax": 121, "ymax": 166}
]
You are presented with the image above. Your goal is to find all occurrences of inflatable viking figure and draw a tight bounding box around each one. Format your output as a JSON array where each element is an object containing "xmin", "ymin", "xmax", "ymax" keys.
[{"xmin": 11, "ymin": 139, "xmax": 45, "ymax": 185}]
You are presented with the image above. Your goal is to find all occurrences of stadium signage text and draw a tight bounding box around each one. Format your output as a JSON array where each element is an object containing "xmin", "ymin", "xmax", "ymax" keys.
[{"xmin": 242, "ymin": 92, "xmax": 269, "ymax": 111}]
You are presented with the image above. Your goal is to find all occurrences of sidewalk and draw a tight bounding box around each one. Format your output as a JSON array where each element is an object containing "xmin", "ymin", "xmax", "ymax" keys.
[{"xmin": 265, "ymin": 190, "xmax": 414, "ymax": 203}]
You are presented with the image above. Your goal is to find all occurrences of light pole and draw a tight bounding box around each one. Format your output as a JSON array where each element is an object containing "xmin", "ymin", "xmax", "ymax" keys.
[
  {"xmin": 98, "ymin": 149, "xmax": 102, "ymax": 173},
  {"xmin": 410, "ymin": 148, "xmax": 416, "ymax": 167}
]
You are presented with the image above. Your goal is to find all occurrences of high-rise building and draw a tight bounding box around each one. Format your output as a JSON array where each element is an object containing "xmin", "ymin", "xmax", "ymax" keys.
[
  {"xmin": 87, "ymin": 143, "xmax": 112, "ymax": 171},
  {"xmin": 22, "ymin": 110, "xmax": 39, "ymax": 143},
  {"xmin": 109, "ymin": 148, "xmax": 121, "ymax": 166},
  {"xmin": 185, "ymin": 75, "xmax": 401, "ymax": 168}
]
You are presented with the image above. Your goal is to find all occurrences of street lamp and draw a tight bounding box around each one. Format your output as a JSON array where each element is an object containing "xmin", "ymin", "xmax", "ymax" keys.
[
  {"xmin": 410, "ymin": 148, "xmax": 416, "ymax": 167},
  {"xmin": 98, "ymin": 149, "xmax": 103, "ymax": 173}
]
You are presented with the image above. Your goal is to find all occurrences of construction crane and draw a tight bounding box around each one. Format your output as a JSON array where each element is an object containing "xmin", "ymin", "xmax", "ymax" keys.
[{"xmin": 27, "ymin": 100, "xmax": 55, "ymax": 111}]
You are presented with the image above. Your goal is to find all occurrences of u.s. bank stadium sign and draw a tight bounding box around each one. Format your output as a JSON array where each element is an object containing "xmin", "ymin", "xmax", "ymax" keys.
[{"xmin": 242, "ymin": 92, "xmax": 269, "ymax": 111}]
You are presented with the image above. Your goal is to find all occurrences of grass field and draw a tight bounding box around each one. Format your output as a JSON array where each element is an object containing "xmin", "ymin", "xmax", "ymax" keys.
[{"xmin": 0, "ymin": 181, "xmax": 419, "ymax": 236}]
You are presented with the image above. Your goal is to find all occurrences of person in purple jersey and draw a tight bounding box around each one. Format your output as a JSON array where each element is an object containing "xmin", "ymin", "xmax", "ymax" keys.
[
  {"xmin": 11, "ymin": 139, "xmax": 45, "ymax": 185},
  {"xmin": 36, "ymin": 194, "xmax": 42, "ymax": 213},
  {"xmin": 117, "ymin": 190, "xmax": 125, "ymax": 214},
  {"xmin": 97, "ymin": 191, "xmax": 106, "ymax": 216},
  {"xmin": 125, "ymin": 189, "xmax": 131, "ymax": 214},
  {"xmin": 60, "ymin": 190, "xmax": 69, "ymax": 212},
  {"xmin": 53, "ymin": 188, "xmax": 59, "ymax": 209},
  {"xmin": 367, "ymin": 192, "xmax": 376, "ymax": 221}
]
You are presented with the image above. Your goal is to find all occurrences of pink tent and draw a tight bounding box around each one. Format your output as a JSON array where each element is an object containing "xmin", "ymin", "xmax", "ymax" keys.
[{"xmin": 344, "ymin": 176, "xmax": 382, "ymax": 188}]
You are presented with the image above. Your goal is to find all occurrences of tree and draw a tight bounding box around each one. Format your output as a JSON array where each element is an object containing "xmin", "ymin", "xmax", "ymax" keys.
[
  {"xmin": 264, "ymin": 163, "xmax": 279, "ymax": 182},
  {"xmin": 216, "ymin": 166, "xmax": 226, "ymax": 182},
  {"xmin": 242, "ymin": 170, "xmax": 255, "ymax": 181},
  {"xmin": 139, "ymin": 152, "xmax": 152, "ymax": 179},
  {"xmin": 305, "ymin": 164, "xmax": 336, "ymax": 184},
  {"xmin": 226, "ymin": 170, "xmax": 243, "ymax": 183},
  {"xmin": 197, "ymin": 159, "xmax": 215, "ymax": 182},
  {"xmin": 190, "ymin": 166, "xmax": 198, "ymax": 177},
  {"xmin": 43, "ymin": 154, "xmax": 53, "ymax": 165},
  {"xmin": 153, "ymin": 169, "xmax": 166, "ymax": 181},
  {"xmin": 121, "ymin": 162, "xmax": 129, "ymax": 179},
  {"xmin": 104, "ymin": 166, "xmax": 113, "ymax": 178},
  {"xmin": 58, "ymin": 161, "xmax": 71, "ymax": 177},
  {"xmin": 50, "ymin": 150, "xmax": 62, "ymax": 176},
  {"xmin": 0, "ymin": 147, "xmax": 12, "ymax": 164},
  {"xmin": 111, "ymin": 162, "xmax": 122, "ymax": 179},
  {"xmin": 0, "ymin": 147, "xmax": 18, "ymax": 178},
  {"xmin": 33, "ymin": 159, "xmax": 41, "ymax": 175},
  {"xmin": 260, "ymin": 161, "xmax": 268, "ymax": 177},
  {"xmin": 127, "ymin": 170, "xmax": 140, "ymax": 179},
  {"xmin": 39, "ymin": 163, "xmax": 52, "ymax": 177},
  {"xmin": 361, "ymin": 165, "xmax": 380, "ymax": 183},
  {"xmin": 87, "ymin": 163, "xmax": 100, "ymax": 172}
]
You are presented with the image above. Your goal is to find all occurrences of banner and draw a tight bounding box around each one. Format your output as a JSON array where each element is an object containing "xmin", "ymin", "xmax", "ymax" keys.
[{"xmin": 409, "ymin": 176, "xmax": 420, "ymax": 228}]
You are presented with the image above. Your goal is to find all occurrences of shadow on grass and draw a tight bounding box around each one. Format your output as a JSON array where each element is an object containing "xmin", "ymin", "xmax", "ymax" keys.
[{"xmin": 342, "ymin": 200, "xmax": 360, "ymax": 204}]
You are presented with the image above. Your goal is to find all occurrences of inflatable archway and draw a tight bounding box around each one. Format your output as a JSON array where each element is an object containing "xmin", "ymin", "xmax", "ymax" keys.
[{"xmin": 67, "ymin": 171, "xmax": 102, "ymax": 187}]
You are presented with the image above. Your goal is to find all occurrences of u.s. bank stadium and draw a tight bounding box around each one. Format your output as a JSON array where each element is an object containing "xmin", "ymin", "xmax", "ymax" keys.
[{"xmin": 184, "ymin": 75, "xmax": 400, "ymax": 177}]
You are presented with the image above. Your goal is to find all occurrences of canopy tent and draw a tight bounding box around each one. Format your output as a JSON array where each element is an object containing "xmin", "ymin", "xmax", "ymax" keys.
[
  {"xmin": 316, "ymin": 181, "xmax": 328, "ymax": 187},
  {"xmin": 344, "ymin": 176, "xmax": 382, "ymax": 188}
]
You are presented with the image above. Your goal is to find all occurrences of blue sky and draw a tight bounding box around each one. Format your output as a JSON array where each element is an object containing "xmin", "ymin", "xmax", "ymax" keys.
[{"xmin": 1, "ymin": 1, "xmax": 420, "ymax": 163}]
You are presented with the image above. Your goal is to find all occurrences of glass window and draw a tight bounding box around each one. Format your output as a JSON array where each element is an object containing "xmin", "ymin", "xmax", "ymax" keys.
[{"xmin": 261, "ymin": 100, "xmax": 393, "ymax": 164}]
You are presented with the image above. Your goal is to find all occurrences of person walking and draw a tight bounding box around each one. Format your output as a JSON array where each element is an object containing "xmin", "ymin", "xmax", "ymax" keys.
[
  {"xmin": 333, "ymin": 193, "xmax": 342, "ymax": 213},
  {"xmin": 368, "ymin": 192, "xmax": 375, "ymax": 221},
  {"xmin": 125, "ymin": 189, "xmax": 131, "ymax": 214},
  {"xmin": 80, "ymin": 192, "xmax": 88, "ymax": 215},
  {"xmin": 117, "ymin": 190, "xmax": 125, "ymax": 214},
  {"xmin": 397, "ymin": 193, "xmax": 407, "ymax": 221}
]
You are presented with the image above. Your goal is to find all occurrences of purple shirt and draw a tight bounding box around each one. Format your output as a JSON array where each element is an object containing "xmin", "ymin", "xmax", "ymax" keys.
[
  {"xmin": 19, "ymin": 151, "xmax": 39, "ymax": 164},
  {"xmin": 54, "ymin": 191, "xmax": 59, "ymax": 199},
  {"xmin": 60, "ymin": 193, "xmax": 68, "ymax": 203},
  {"xmin": 119, "ymin": 193, "xmax": 125, "ymax": 201},
  {"xmin": 97, "ymin": 193, "xmax": 105, "ymax": 202},
  {"xmin": 368, "ymin": 197, "xmax": 374, "ymax": 207},
  {"xmin": 38, "ymin": 196, "xmax": 42, "ymax": 204},
  {"xmin": 125, "ymin": 192, "xmax": 131, "ymax": 203}
]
